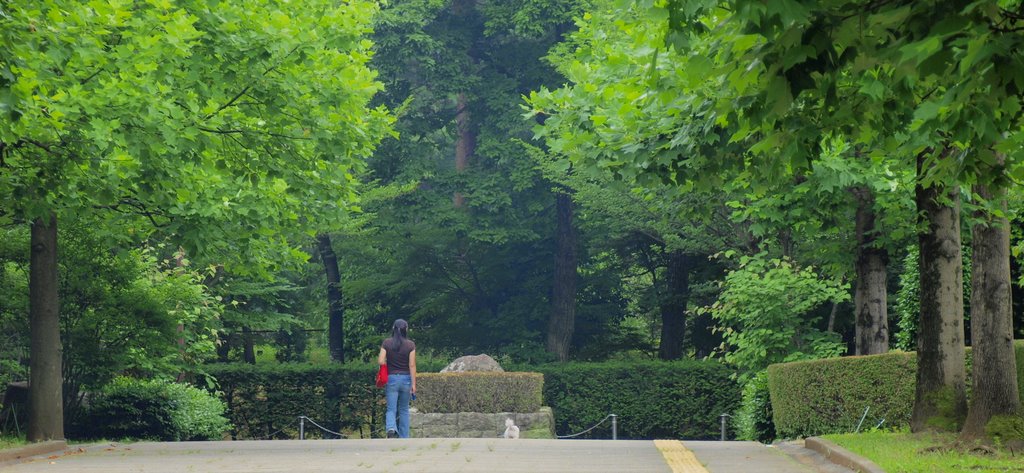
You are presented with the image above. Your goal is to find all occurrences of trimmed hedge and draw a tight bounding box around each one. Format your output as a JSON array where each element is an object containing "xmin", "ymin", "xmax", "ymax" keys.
[
  {"xmin": 207, "ymin": 362, "xmax": 379, "ymax": 439},
  {"xmin": 416, "ymin": 372, "xmax": 543, "ymax": 413},
  {"xmin": 534, "ymin": 360, "xmax": 741, "ymax": 440},
  {"xmin": 206, "ymin": 359, "xmax": 741, "ymax": 440},
  {"xmin": 768, "ymin": 352, "xmax": 916, "ymax": 439},
  {"xmin": 768, "ymin": 340, "xmax": 1024, "ymax": 439},
  {"xmin": 205, "ymin": 361, "xmax": 445, "ymax": 439}
]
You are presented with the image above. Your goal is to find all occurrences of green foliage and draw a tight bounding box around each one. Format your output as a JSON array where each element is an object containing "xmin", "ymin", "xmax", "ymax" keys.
[
  {"xmin": 703, "ymin": 254, "xmax": 848, "ymax": 375},
  {"xmin": 204, "ymin": 360, "xmax": 442, "ymax": 439},
  {"xmin": 536, "ymin": 360, "xmax": 740, "ymax": 439},
  {"xmin": 0, "ymin": 228, "xmax": 29, "ymax": 391},
  {"xmin": 767, "ymin": 352, "xmax": 917, "ymax": 439},
  {"xmin": 893, "ymin": 247, "xmax": 920, "ymax": 351},
  {"xmin": 0, "ymin": 224, "xmax": 221, "ymax": 421},
  {"xmin": 79, "ymin": 377, "xmax": 230, "ymax": 441},
  {"xmin": 985, "ymin": 414, "xmax": 1024, "ymax": 442},
  {"xmin": 206, "ymin": 362, "xmax": 375, "ymax": 439},
  {"xmin": 894, "ymin": 244, "xmax": 973, "ymax": 351},
  {"xmin": 415, "ymin": 372, "xmax": 543, "ymax": 413},
  {"xmin": 768, "ymin": 341, "xmax": 1024, "ymax": 439},
  {"xmin": 0, "ymin": 0, "xmax": 392, "ymax": 274},
  {"xmin": 734, "ymin": 370, "xmax": 775, "ymax": 443}
]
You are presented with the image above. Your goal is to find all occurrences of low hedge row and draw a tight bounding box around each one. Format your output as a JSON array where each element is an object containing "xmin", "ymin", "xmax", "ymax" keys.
[
  {"xmin": 206, "ymin": 358, "xmax": 741, "ymax": 440},
  {"xmin": 535, "ymin": 360, "xmax": 741, "ymax": 440},
  {"xmin": 767, "ymin": 340, "xmax": 1024, "ymax": 439},
  {"xmin": 206, "ymin": 362, "xmax": 390, "ymax": 439},
  {"xmin": 416, "ymin": 372, "xmax": 543, "ymax": 413}
]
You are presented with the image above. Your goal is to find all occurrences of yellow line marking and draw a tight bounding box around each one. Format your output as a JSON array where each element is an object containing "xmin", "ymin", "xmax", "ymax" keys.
[{"xmin": 654, "ymin": 439, "xmax": 710, "ymax": 473}]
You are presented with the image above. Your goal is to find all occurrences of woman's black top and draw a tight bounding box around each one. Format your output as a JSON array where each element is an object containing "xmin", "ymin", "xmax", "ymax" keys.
[{"xmin": 383, "ymin": 338, "xmax": 415, "ymax": 375}]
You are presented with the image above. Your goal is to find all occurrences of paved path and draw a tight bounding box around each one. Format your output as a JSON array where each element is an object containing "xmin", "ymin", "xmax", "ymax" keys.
[{"xmin": 1, "ymin": 439, "xmax": 850, "ymax": 473}]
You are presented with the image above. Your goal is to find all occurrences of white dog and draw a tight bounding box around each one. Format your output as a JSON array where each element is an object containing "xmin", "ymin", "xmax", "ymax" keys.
[{"xmin": 503, "ymin": 418, "xmax": 520, "ymax": 439}]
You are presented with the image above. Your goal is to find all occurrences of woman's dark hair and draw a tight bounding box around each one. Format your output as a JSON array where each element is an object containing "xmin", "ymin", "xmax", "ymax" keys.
[{"xmin": 386, "ymin": 319, "xmax": 409, "ymax": 351}]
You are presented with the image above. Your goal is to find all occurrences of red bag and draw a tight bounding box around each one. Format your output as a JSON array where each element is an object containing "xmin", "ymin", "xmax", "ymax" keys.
[{"xmin": 375, "ymin": 364, "xmax": 388, "ymax": 388}]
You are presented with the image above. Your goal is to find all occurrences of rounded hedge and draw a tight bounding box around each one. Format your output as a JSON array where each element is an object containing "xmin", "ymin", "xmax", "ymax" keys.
[{"xmin": 82, "ymin": 377, "xmax": 230, "ymax": 441}]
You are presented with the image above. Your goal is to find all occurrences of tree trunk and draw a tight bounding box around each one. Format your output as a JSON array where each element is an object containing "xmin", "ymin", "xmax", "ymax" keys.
[
  {"xmin": 453, "ymin": 92, "xmax": 474, "ymax": 207},
  {"xmin": 911, "ymin": 155, "xmax": 967, "ymax": 432},
  {"xmin": 318, "ymin": 234, "xmax": 345, "ymax": 362},
  {"xmin": 658, "ymin": 252, "xmax": 690, "ymax": 360},
  {"xmin": 852, "ymin": 187, "xmax": 889, "ymax": 355},
  {"xmin": 960, "ymin": 177, "xmax": 1020, "ymax": 439},
  {"xmin": 242, "ymin": 326, "xmax": 256, "ymax": 364},
  {"xmin": 28, "ymin": 214, "xmax": 64, "ymax": 441},
  {"xmin": 546, "ymin": 191, "xmax": 577, "ymax": 362}
]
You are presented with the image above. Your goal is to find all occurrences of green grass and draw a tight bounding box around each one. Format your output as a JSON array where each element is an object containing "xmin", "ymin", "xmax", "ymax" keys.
[
  {"xmin": 0, "ymin": 435, "xmax": 27, "ymax": 449},
  {"xmin": 825, "ymin": 431, "xmax": 1024, "ymax": 473}
]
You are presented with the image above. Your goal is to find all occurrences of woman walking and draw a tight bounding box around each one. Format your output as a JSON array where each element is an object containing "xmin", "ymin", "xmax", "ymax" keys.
[{"xmin": 378, "ymin": 319, "xmax": 416, "ymax": 438}]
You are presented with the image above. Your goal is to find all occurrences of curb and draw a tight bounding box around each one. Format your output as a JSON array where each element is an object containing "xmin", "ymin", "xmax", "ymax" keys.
[
  {"xmin": 805, "ymin": 437, "xmax": 885, "ymax": 473},
  {"xmin": 0, "ymin": 440, "xmax": 68, "ymax": 464}
]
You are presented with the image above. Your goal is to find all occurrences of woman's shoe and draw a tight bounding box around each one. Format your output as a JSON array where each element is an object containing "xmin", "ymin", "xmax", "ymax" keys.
[{"xmin": 386, "ymin": 430, "xmax": 398, "ymax": 438}]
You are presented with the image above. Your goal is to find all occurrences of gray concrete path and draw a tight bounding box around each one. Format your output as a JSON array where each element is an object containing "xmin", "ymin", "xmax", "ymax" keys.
[{"xmin": 1, "ymin": 438, "xmax": 851, "ymax": 473}]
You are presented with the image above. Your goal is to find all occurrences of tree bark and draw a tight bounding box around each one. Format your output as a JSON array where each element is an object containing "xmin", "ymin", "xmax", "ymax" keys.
[
  {"xmin": 242, "ymin": 326, "xmax": 256, "ymax": 364},
  {"xmin": 658, "ymin": 252, "xmax": 690, "ymax": 360},
  {"xmin": 960, "ymin": 175, "xmax": 1020, "ymax": 439},
  {"xmin": 546, "ymin": 191, "xmax": 577, "ymax": 362},
  {"xmin": 453, "ymin": 92, "xmax": 474, "ymax": 207},
  {"xmin": 911, "ymin": 154, "xmax": 967, "ymax": 432},
  {"xmin": 852, "ymin": 187, "xmax": 889, "ymax": 355},
  {"xmin": 318, "ymin": 233, "xmax": 345, "ymax": 363},
  {"xmin": 28, "ymin": 214, "xmax": 64, "ymax": 441}
]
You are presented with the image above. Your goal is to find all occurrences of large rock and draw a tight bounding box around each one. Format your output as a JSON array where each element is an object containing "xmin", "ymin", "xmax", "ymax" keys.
[{"xmin": 440, "ymin": 354, "xmax": 504, "ymax": 373}]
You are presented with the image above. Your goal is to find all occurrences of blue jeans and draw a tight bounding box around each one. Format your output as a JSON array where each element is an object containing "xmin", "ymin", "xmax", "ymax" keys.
[{"xmin": 385, "ymin": 374, "xmax": 412, "ymax": 438}]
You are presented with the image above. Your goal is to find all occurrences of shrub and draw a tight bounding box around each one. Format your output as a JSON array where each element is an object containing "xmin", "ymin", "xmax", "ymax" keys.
[
  {"xmin": 82, "ymin": 377, "xmax": 229, "ymax": 441},
  {"xmin": 767, "ymin": 341, "xmax": 1024, "ymax": 439},
  {"xmin": 986, "ymin": 414, "xmax": 1024, "ymax": 442},
  {"xmin": 735, "ymin": 370, "xmax": 775, "ymax": 443},
  {"xmin": 768, "ymin": 352, "xmax": 917, "ymax": 439},
  {"xmin": 206, "ymin": 362, "xmax": 380, "ymax": 439},
  {"xmin": 536, "ymin": 360, "xmax": 740, "ymax": 440},
  {"xmin": 416, "ymin": 372, "xmax": 542, "ymax": 413},
  {"xmin": 204, "ymin": 360, "xmax": 445, "ymax": 439},
  {"xmin": 207, "ymin": 359, "xmax": 739, "ymax": 440}
]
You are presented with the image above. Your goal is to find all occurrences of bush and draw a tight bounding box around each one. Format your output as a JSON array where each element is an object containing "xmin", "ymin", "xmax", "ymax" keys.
[
  {"xmin": 735, "ymin": 370, "xmax": 775, "ymax": 443},
  {"xmin": 536, "ymin": 360, "xmax": 740, "ymax": 440},
  {"xmin": 767, "ymin": 341, "xmax": 1024, "ymax": 439},
  {"xmin": 768, "ymin": 352, "xmax": 916, "ymax": 439},
  {"xmin": 416, "ymin": 372, "xmax": 542, "ymax": 413},
  {"xmin": 81, "ymin": 377, "xmax": 229, "ymax": 441},
  {"xmin": 204, "ymin": 360, "xmax": 445, "ymax": 439},
  {"xmin": 986, "ymin": 414, "xmax": 1024, "ymax": 442},
  {"xmin": 206, "ymin": 362, "xmax": 380, "ymax": 439}
]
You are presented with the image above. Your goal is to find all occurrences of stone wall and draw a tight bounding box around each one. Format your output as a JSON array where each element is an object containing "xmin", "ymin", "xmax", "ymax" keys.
[{"xmin": 410, "ymin": 407, "xmax": 555, "ymax": 439}]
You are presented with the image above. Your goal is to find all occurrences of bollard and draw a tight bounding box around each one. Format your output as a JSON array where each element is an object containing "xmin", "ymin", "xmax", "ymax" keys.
[
  {"xmin": 299, "ymin": 416, "xmax": 306, "ymax": 440},
  {"xmin": 719, "ymin": 414, "xmax": 731, "ymax": 441},
  {"xmin": 611, "ymin": 414, "xmax": 618, "ymax": 440}
]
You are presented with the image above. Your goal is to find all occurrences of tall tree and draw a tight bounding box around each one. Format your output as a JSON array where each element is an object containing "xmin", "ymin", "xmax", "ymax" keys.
[
  {"xmin": 962, "ymin": 155, "xmax": 1021, "ymax": 438},
  {"xmin": 546, "ymin": 190, "xmax": 577, "ymax": 360},
  {"xmin": 1, "ymin": 0, "xmax": 389, "ymax": 440},
  {"xmin": 352, "ymin": 0, "xmax": 587, "ymax": 359},
  {"xmin": 912, "ymin": 152, "xmax": 967, "ymax": 431},
  {"xmin": 27, "ymin": 215, "xmax": 61, "ymax": 440},
  {"xmin": 657, "ymin": 251, "xmax": 690, "ymax": 360},
  {"xmin": 530, "ymin": 0, "xmax": 1024, "ymax": 435},
  {"xmin": 852, "ymin": 186, "xmax": 889, "ymax": 355},
  {"xmin": 318, "ymin": 234, "xmax": 346, "ymax": 362}
]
